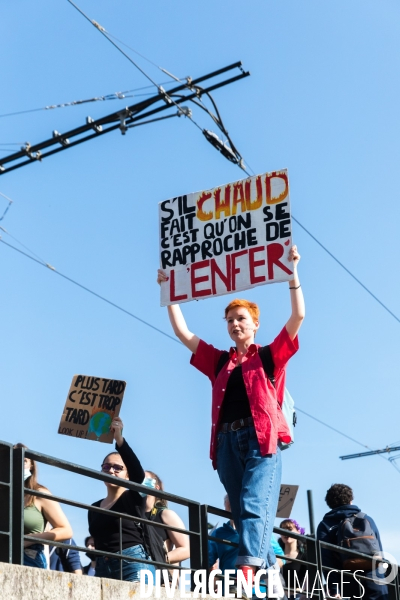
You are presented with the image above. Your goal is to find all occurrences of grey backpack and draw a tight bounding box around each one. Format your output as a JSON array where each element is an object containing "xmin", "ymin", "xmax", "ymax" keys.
[{"xmin": 335, "ymin": 512, "xmax": 381, "ymax": 570}]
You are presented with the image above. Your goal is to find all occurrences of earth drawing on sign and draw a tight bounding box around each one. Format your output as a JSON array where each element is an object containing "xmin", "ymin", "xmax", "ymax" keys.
[{"xmin": 88, "ymin": 411, "xmax": 112, "ymax": 440}]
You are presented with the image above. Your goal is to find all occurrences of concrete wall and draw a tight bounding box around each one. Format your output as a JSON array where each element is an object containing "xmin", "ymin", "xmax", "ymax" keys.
[{"xmin": 0, "ymin": 562, "xmax": 212, "ymax": 600}]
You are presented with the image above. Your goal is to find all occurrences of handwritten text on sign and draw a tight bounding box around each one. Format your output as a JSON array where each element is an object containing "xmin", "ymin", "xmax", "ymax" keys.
[
  {"xmin": 277, "ymin": 484, "xmax": 299, "ymax": 518},
  {"xmin": 159, "ymin": 170, "xmax": 293, "ymax": 306},
  {"xmin": 58, "ymin": 375, "xmax": 126, "ymax": 444}
]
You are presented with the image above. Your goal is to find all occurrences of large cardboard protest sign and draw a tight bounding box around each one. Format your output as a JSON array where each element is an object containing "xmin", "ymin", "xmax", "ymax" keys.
[
  {"xmin": 276, "ymin": 484, "xmax": 299, "ymax": 518},
  {"xmin": 58, "ymin": 375, "xmax": 126, "ymax": 444},
  {"xmin": 159, "ymin": 170, "xmax": 293, "ymax": 306}
]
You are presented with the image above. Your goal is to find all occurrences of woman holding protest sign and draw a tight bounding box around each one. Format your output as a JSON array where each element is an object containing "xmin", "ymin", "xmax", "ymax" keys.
[
  {"xmin": 157, "ymin": 244, "xmax": 304, "ymax": 595},
  {"xmin": 88, "ymin": 417, "xmax": 156, "ymax": 583}
]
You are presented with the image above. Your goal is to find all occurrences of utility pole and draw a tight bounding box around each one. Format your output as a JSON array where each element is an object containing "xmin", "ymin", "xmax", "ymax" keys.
[{"xmin": 0, "ymin": 62, "xmax": 249, "ymax": 176}]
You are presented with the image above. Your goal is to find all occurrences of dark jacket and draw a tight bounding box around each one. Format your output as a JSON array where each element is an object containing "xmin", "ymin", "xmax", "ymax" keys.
[
  {"xmin": 49, "ymin": 538, "xmax": 82, "ymax": 573},
  {"xmin": 317, "ymin": 504, "xmax": 388, "ymax": 600},
  {"xmin": 208, "ymin": 521, "xmax": 239, "ymax": 572}
]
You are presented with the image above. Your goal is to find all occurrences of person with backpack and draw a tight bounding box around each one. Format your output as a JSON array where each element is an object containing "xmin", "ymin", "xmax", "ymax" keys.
[
  {"xmin": 317, "ymin": 483, "xmax": 389, "ymax": 600},
  {"xmin": 157, "ymin": 244, "xmax": 304, "ymax": 597},
  {"xmin": 144, "ymin": 470, "xmax": 190, "ymax": 570}
]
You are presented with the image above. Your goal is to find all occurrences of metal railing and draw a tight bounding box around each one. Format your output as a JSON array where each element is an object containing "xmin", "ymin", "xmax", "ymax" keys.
[
  {"xmin": 1, "ymin": 440, "xmax": 399, "ymax": 599},
  {"xmin": 0, "ymin": 441, "xmax": 12, "ymax": 563}
]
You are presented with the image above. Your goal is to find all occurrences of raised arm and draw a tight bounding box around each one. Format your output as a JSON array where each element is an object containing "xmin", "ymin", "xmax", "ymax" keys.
[
  {"xmin": 285, "ymin": 245, "xmax": 305, "ymax": 341},
  {"xmin": 112, "ymin": 417, "xmax": 145, "ymax": 483},
  {"xmin": 157, "ymin": 269, "xmax": 200, "ymax": 353}
]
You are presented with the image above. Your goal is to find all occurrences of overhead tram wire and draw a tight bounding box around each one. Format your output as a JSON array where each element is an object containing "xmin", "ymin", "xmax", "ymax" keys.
[
  {"xmin": 66, "ymin": 0, "xmax": 202, "ymax": 131},
  {"xmin": 0, "ymin": 62, "xmax": 250, "ymax": 175},
  {"xmin": 66, "ymin": 0, "xmax": 161, "ymax": 90},
  {"xmin": 291, "ymin": 217, "xmax": 400, "ymax": 325},
  {"xmin": 102, "ymin": 31, "xmax": 183, "ymax": 82},
  {"xmin": 66, "ymin": 0, "xmax": 250, "ymax": 167},
  {"xmin": 297, "ymin": 408, "xmax": 394, "ymax": 469},
  {"xmin": 227, "ymin": 152, "xmax": 400, "ymax": 325},
  {"xmin": 0, "ymin": 237, "xmax": 181, "ymax": 346},
  {"xmin": 0, "ymin": 192, "xmax": 13, "ymax": 221},
  {"xmin": 0, "ymin": 84, "xmax": 178, "ymax": 120}
]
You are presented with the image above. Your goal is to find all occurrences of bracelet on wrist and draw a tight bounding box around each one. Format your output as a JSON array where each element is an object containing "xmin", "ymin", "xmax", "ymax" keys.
[{"xmin": 289, "ymin": 284, "xmax": 301, "ymax": 290}]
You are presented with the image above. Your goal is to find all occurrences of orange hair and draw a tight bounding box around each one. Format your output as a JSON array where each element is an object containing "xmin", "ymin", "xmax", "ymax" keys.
[{"xmin": 224, "ymin": 299, "xmax": 260, "ymax": 322}]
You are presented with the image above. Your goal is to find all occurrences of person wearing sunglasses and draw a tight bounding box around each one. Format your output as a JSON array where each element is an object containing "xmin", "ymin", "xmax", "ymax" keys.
[{"xmin": 88, "ymin": 417, "xmax": 156, "ymax": 583}]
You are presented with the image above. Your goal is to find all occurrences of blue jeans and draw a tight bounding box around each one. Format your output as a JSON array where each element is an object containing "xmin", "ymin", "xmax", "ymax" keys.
[
  {"xmin": 216, "ymin": 425, "xmax": 282, "ymax": 569},
  {"xmin": 24, "ymin": 543, "xmax": 47, "ymax": 569},
  {"xmin": 95, "ymin": 544, "xmax": 155, "ymax": 582}
]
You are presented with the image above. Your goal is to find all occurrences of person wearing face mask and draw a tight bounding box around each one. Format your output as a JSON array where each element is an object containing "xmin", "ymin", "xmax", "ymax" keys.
[
  {"xmin": 82, "ymin": 536, "xmax": 97, "ymax": 576},
  {"xmin": 88, "ymin": 417, "xmax": 156, "ymax": 583},
  {"xmin": 157, "ymin": 245, "xmax": 304, "ymax": 598},
  {"xmin": 144, "ymin": 470, "xmax": 190, "ymax": 570},
  {"xmin": 14, "ymin": 443, "xmax": 73, "ymax": 569}
]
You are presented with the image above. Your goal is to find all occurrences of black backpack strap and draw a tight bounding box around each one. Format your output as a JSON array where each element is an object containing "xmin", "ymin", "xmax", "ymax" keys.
[
  {"xmin": 56, "ymin": 545, "xmax": 72, "ymax": 573},
  {"xmin": 215, "ymin": 351, "xmax": 230, "ymax": 377},
  {"xmin": 258, "ymin": 345, "xmax": 275, "ymax": 388},
  {"xmin": 148, "ymin": 504, "xmax": 167, "ymax": 520}
]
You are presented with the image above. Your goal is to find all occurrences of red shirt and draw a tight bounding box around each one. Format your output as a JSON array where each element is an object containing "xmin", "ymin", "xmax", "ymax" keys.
[{"xmin": 190, "ymin": 326, "xmax": 299, "ymax": 469}]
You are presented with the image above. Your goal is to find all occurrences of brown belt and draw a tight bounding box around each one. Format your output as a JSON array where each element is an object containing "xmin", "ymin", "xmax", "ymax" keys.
[{"xmin": 219, "ymin": 416, "xmax": 253, "ymax": 433}]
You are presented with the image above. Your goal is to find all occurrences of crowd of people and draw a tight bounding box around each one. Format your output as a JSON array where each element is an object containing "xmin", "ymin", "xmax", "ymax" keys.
[
  {"xmin": 21, "ymin": 440, "xmax": 389, "ymax": 599},
  {"xmin": 19, "ymin": 418, "xmax": 190, "ymax": 582},
  {"xmin": 17, "ymin": 244, "xmax": 390, "ymax": 599}
]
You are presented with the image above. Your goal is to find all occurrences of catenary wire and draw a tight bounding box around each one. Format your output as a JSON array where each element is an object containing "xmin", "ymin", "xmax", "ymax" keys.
[
  {"xmin": 0, "ymin": 192, "xmax": 13, "ymax": 221},
  {"xmin": 66, "ymin": 0, "xmax": 204, "ymax": 132},
  {"xmin": 66, "ymin": 0, "xmax": 161, "ymax": 89},
  {"xmin": 0, "ymin": 225, "xmax": 47, "ymax": 263},
  {"xmin": 0, "ymin": 82, "xmax": 179, "ymax": 120},
  {"xmin": 291, "ymin": 216, "xmax": 400, "ymax": 325},
  {"xmin": 229, "ymin": 156, "xmax": 399, "ymax": 324},
  {"xmin": 104, "ymin": 31, "xmax": 182, "ymax": 82},
  {"xmin": 296, "ymin": 408, "xmax": 393, "ymax": 466},
  {"xmin": 0, "ymin": 237, "xmax": 181, "ymax": 346}
]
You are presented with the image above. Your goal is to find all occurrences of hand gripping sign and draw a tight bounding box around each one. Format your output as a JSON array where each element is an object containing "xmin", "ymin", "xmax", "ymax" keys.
[
  {"xmin": 58, "ymin": 375, "xmax": 126, "ymax": 443},
  {"xmin": 159, "ymin": 170, "xmax": 293, "ymax": 306}
]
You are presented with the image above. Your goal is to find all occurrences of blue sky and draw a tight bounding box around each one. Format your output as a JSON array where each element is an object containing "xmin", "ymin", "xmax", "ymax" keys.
[{"xmin": 1, "ymin": 0, "xmax": 400, "ymax": 563}]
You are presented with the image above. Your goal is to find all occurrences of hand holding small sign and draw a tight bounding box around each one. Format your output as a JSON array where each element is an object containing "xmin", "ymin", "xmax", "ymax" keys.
[{"xmin": 110, "ymin": 416, "xmax": 124, "ymax": 447}]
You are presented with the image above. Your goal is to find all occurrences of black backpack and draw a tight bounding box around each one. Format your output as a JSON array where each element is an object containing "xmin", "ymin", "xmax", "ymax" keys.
[{"xmin": 334, "ymin": 512, "xmax": 382, "ymax": 571}]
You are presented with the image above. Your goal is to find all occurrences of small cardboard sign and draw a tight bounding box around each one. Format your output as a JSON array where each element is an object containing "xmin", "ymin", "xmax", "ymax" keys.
[
  {"xmin": 159, "ymin": 169, "xmax": 293, "ymax": 305},
  {"xmin": 58, "ymin": 375, "xmax": 126, "ymax": 444},
  {"xmin": 276, "ymin": 484, "xmax": 299, "ymax": 518}
]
